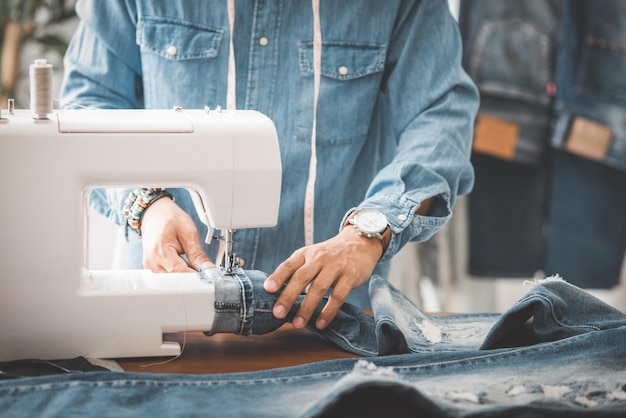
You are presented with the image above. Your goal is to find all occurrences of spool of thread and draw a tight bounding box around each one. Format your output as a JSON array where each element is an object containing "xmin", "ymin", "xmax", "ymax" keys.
[{"xmin": 29, "ymin": 59, "xmax": 53, "ymax": 119}]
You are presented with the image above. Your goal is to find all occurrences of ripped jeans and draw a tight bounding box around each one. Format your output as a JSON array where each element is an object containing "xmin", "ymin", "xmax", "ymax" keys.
[
  {"xmin": 1, "ymin": 273, "xmax": 625, "ymax": 417},
  {"xmin": 204, "ymin": 268, "xmax": 625, "ymax": 355},
  {"xmin": 202, "ymin": 267, "xmax": 498, "ymax": 356}
]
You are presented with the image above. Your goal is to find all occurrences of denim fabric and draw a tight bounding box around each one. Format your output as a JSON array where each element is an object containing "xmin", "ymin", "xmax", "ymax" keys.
[
  {"xmin": 199, "ymin": 268, "xmax": 498, "ymax": 356},
  {"xmin": 461, "ymin": 1, "xmax": 626, "ymax": 287},
  {"xmin": 544, "ymin": 151, "xmax": 626, "ymax": 289},
  {"xmin": 459, "ymin": 0, "xmax": 562, "ymax": 163},
  {"xmin": 201, "ymin": 269, "xmax": 626, "ymax": 356},
  {"xmin": 467, "ymin": 153, "xmax": 549, "ymax": 278},
  {"xmin": 541, "ymin": 0, "xmax": 626, "ymax": 288},
  {"xmin": 460, "ymin": 0, "xmax": 560, "ymax": 279},
  {"xmin": 60, "ymin": 0, "xmax": 479, "ymax": 307},
  {"xmin": 0, "ymin": 276, "xmax": 624, "ymax": 417},
  {"xmin": 550, "ymin": 0, "xmax": 626, "ymax": 171}
]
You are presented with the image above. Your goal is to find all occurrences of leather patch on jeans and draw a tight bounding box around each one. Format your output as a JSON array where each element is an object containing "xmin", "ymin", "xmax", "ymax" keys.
[
  {"xmin": 472, "ymin": 114, "xmax": 519, "ymax": 160},
  {"xmin": 565, "ymin": 117, "xmax": 612, "ymax": 161}
]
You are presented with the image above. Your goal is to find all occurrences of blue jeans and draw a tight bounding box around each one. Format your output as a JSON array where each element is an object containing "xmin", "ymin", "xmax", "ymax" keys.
[
  {"xmin": 460, "ymin": 0, "xmax": 560, "ymax": 279},
  {"xmin": 459, "ymin": 0, "xmax": 563, "ymax": 164},
  {"xmin": 550, "ymin": 0, "xmax": 626, "ymax": 171},
  {"xmin": 468, "ymin": 153, "xmax": 549, "ymax": 278},
  {"xmin": 462, "ymin": 0, "xmax": 626, "ymax": 287},
  {"xmin": 203, "ymin": 268, "xmax": 498, "ymax": 356},
  {"xmin": 1, "ymin": 274, "xmax": 625, "ymax": 417},
  {"xmin": 543, "ymin": 0, "xmax": 626, "ymax": 288},
  {"xmin": 544, "ymin": 152, "xmax": 626, "ymax": 288}
]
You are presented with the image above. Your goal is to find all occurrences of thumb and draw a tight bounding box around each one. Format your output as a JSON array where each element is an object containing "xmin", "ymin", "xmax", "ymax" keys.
[{"xmin": 183, "ymin": 242, "xmax": 214, "ymax": 270}]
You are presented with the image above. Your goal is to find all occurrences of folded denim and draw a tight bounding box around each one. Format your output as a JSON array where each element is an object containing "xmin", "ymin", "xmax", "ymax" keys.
[
  {"xmin": 0, "ymin": 274, "xmax": 624, "ymax": 417},
  {"xmin": 202, "ymin": 269, "xmax": 626, "ymax": 358},
  {"xmin": 201, "ymin": 268, "xmax": 499, "ymax": 356}
]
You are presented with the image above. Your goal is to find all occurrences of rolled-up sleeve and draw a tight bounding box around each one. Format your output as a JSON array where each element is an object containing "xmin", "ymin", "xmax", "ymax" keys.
[{"xmin": 357, "ymin": 0, "xmax": 479, "ymax": 261}]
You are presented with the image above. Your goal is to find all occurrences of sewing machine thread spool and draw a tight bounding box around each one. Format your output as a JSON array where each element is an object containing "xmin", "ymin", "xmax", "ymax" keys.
[{"xmin": 29, "ymin": 59, "xmax": 53, "ymax": 120}]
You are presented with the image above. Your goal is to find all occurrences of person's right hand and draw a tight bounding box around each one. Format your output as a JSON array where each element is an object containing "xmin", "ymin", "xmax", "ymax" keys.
[{"xmin": 140, "ymin": 197, "xmax": 214, "ymax": 273}]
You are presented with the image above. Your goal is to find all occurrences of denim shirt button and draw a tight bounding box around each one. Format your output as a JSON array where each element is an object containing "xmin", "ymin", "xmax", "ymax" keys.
[
  {"xmin": 258, "ymin": 37, "xmax": 269, "ymax": 46},
  {"xmin": 398, "ymin": 214, "xmax": 407, "ymax": 221},
  {"xmin": 338, "ymin": 65, "xmax": 349, "ymax": 75},
  {"xmin": 167, "ymin": 45, "xmax": 177, "ymax": 56}
]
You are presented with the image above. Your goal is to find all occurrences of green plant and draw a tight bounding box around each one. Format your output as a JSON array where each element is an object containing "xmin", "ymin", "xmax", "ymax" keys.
[{"xmin": 1, "ymin": 0, "xmax": 76, "ymax": 105}]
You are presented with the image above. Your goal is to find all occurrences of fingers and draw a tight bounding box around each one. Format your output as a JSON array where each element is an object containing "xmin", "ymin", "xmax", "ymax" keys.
[
  {"xmin": 151, "ymin": 238, "xmax": 212, "ymax": 273},
  {"xmin": 316, "ymin": 283, "xmax": 351, "ymax": 329},
  {"xmin": 272, "ymin": 269, "xmax": 351, "ymax": 330},
  {"xmin": 264, "ymin": 250, "xmax": 310, "ymax": 319},
  {"xmin": 143, "ymin": 235, "xmax": 206, "ymax": 273},
  {"xmin": 181, "ymin": 234, "xmax": 214, "ymax": 271},
  {"xmin": 141, "ymin": 197, "xmax": 213, "ymax": 273},
  {"xmin": 146, "ymin": 244, "xmax": 211, "ymax": 273},
  {"xmin": 290, "ymin": 273, "xmax": 329, "ymax": 329},
  {"xmin": 264, "ymin": 248, "xmax": 357, "ymax": 330},
  {"xmin": 264, "ymin": 250, "xmax": 305, "ymax": 292},
  {"xmin": 266, "ymin": 231, "xmax": 379, "ymax": 330},
  {"xmin": 149, "ymin": 251, "xmax": 196, "ymax": 273}
]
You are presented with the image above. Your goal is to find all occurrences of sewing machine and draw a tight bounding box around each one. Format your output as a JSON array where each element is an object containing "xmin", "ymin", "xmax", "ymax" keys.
[{"xmin": 0, "ymin": 105, "xmax": 281, "ymax": 361}]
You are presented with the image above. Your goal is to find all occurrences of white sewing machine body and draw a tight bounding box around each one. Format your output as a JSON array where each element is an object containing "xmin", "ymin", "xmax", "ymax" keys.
[{"xmin": 0, "ymin": 108, "xmax": 281, "ymax": 361}]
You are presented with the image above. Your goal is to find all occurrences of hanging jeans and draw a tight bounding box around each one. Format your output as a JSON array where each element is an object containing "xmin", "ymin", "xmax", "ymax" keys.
[
  {"xmin": 545, "ymin": 0, "xmax": 626, "ymax": 288},
  {"xmin": 0, "ymin": 271, "xmax": 625, "ymax": 417},
  {"xmin": 461, "ymin": 0, "xmax": 626, "ymax": 287},
  {"xmin": 459, "ymin": 0, "xmax": 562, "ymax": 279}
]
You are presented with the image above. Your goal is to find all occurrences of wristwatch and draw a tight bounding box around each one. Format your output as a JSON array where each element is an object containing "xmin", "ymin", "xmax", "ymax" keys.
[{"xmin": 347, "ymin": 208, "xmax": 389, "ymax": 241}]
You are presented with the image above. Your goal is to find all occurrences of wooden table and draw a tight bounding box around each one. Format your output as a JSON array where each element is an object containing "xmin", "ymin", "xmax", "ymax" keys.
[{"xmin": 117, "ymin": 324, "xmax": 360, "ymax": 374}]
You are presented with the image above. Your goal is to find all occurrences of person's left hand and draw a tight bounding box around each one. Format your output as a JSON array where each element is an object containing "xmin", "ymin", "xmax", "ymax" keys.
[{"xmin": 263, "ymin": 226, "xmax": 384, "ymax": 329}]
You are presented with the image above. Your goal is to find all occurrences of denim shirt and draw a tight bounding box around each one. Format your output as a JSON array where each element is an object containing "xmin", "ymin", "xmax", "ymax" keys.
[{"xmin": 61, "ymin": 0, "xmax": 478, "ymax": 300}]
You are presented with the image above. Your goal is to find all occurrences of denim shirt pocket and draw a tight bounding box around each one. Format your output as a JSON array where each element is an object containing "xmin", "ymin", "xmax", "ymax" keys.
[
  {"xmin": 295, "ymin": 41, "xmax": 386, "ymax": 147},
  {"xmin": 467, "ymin": 18, "xmax": 557, "ymax": 163},
  {"xmin": 136, "ymin": 17, "xmax": 225, "ymax": 106},
  {"xmin": 137, "ymin": 17, "xmax": 223, "ymax": 60}
]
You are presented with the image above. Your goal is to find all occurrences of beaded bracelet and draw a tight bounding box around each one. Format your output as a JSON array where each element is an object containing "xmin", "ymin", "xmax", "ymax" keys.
[{"xmin": 122, "ymin": 187, "xmax": 173, "ymax": 237}]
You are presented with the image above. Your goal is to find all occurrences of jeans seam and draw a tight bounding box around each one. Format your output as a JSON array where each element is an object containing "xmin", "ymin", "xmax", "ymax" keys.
[
  {"xmin": 325, "ymin": 328, "xmax": 378, "ymax": 357},
  {"xmin": 521, "ymin": 294, "xmax": 601, "ymax": 332},
  {"xmin": 236, "ymin": 270, "xmax": 255, "ymax": 335},
  {"xmin": 543, "ymin": 294, "xmax": 601, "ymax": 331}
]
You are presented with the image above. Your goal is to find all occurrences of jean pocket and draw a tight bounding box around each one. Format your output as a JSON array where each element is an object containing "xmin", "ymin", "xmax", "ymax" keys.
[
  {"xmin": 575, "ymin": 7, "xmax": 626, "ymax": 103},
  {"xmin": 295, "ymin": 41, "xmax": 386, "ymax": 147},
  {"xmin": 468, "ymin": 19, "xmax": 553, "ymax": 107},
  {"xmin": 137, "ymin": 16, "xmax": 223, "ymax": 60}
]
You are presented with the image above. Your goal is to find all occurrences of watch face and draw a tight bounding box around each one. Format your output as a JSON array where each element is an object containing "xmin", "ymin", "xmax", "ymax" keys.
[{"xmin": 355, "ymin": 208, "xmax": 388, "ymax": 235}]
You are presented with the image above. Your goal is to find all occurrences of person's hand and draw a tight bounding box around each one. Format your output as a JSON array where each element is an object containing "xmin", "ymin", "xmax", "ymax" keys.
[
  {"xmin": 140, "ymin": 197, "xmax": 215, "ymax": 272},
  {"xmin": 264, "ymin": 226, "xmax": 383, "ymax": 330}
]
